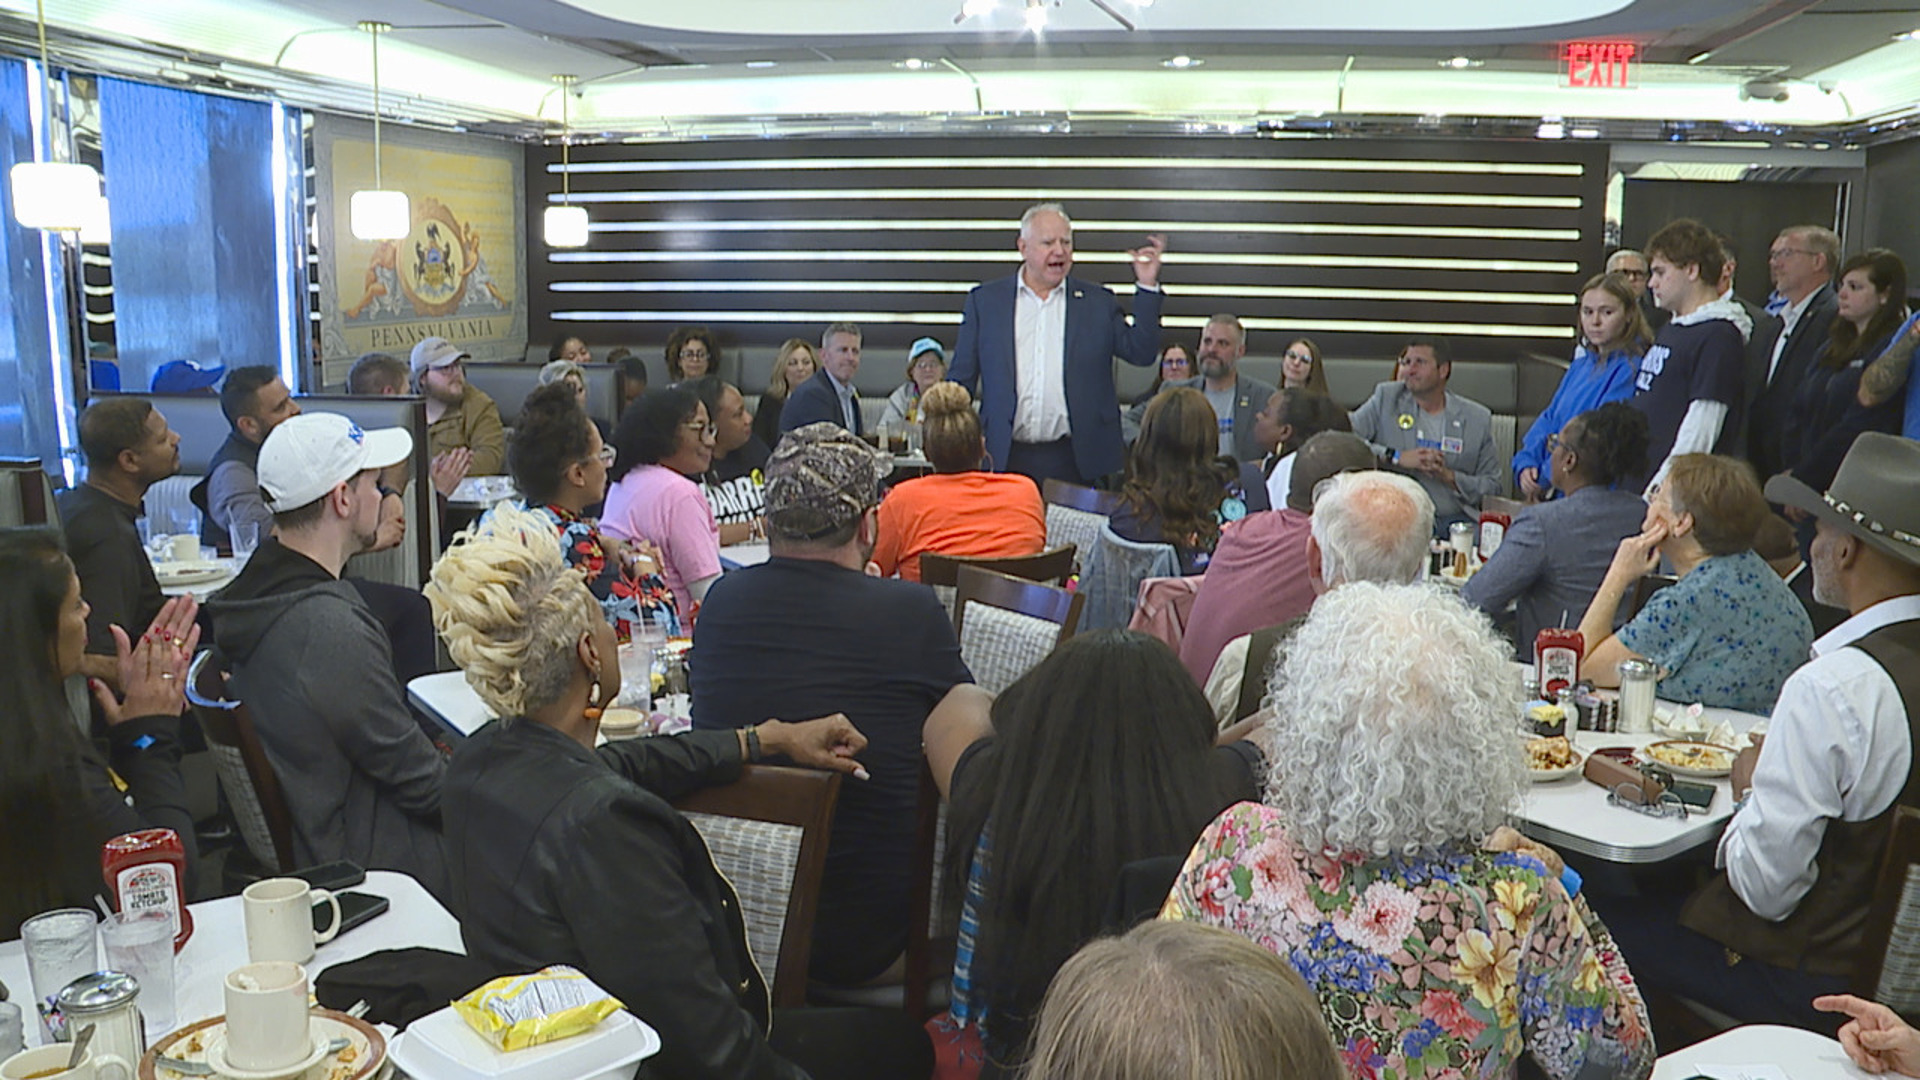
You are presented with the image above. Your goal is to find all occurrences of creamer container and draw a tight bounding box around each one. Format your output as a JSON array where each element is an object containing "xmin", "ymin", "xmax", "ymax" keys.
[
  {"xmin": 101, "ymin": 830, "xmax": 193, "ymax": 952},
  {"xmin": 1618, "ymin": 658, "xmax": 1658, "ymax": 733}
]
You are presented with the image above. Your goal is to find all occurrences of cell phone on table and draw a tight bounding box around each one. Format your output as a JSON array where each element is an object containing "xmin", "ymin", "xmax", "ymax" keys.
[
  {"xmin": 289, "ymin": 860, "xmax": 367, "ymax": 893},
  {"xmin": 318, "ymin": 890, "xmax": 390, "ymax": 935}
]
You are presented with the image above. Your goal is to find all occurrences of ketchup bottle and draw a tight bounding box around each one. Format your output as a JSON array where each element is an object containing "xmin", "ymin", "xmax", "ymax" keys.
[
  {"xmin": 101, "ymin": 828, "xmax": 194, "ymax": 952},
  {"xmin": 1534, "ymin": 628, "xmax": 1585, "ymax": 698},
  {"xmin": 1478, "ymin": 511, "xmax": 1512, "ymax": 561}
]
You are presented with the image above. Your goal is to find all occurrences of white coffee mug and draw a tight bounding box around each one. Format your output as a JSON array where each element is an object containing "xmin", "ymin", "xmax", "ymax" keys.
[
  {"xmin": 242, "ymin": 878, "xmax": 340, "ymax": 965},
  {"xmin": 222, "ymin": 962, "xmax": 311, "ymax": 1072},
  {"xmin": 1, "ymin": 1042, "xmax": 128, "ymax": 1080},
  {"xmin": 164, "ymin": 535, "xmax": 201, "ymax": 563}
]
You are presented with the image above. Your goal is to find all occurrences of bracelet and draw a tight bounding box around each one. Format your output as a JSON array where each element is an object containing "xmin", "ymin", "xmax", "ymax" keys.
[
  {"xmin": 744, "ymin": 724, "xmax": 762, "ymax": 762},
  {"xmin": 377, "ymin": 484, "xmax": 402, "ymax": 500}
]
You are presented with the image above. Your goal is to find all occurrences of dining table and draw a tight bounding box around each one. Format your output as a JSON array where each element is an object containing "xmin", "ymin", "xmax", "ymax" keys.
[
  {"xmin": 1650, "ymin": 1023, "xmax": 1869, "ymax": 1079},
  {"xmin": 0, "ymin": 870, "xmax": 461, "ymax": 1053}
]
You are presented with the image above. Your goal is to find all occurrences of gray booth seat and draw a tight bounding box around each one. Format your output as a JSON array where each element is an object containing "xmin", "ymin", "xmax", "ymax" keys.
[
  {"xmin": 94, "ymin": 391, "xmax": 438, "ymax": 589},
  {"xmin": 463, "ymin": 361, "xmax": 621, "ymax": 431}
]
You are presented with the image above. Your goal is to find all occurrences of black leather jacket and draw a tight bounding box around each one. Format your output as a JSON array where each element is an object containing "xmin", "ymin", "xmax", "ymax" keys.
[{"xmin": 445, "ymin": 720, "xmax": 808, "ymax": 1080}]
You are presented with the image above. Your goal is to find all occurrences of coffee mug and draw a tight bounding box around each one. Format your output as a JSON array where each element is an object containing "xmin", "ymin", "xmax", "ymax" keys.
[
  {"xmin": 0, "ymin": 1043, "xmax": 129, "ymax": 1080},
  {"xmin": 222, "ymin": 962, "xmax": 311, "ymax": 1072},
  {"xmin": 242, "ymin": 878, "xmax": 339, "ymax": 964},
  {"xmin": 164, "ymin": 535, "xmax": 201, "ymax": 564}
]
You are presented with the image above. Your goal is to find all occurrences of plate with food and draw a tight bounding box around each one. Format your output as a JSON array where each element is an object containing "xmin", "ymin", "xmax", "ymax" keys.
[
  {"xmin": 1524, "ymin": 734, "xmax": 1583, "ymax": 782},
  {"xmin": 154, "ymin": 561, "xmax": 231, "ymax": 587},
  {"xmin": 142, "ymin": 1009, "xmax": 385, "ymax": 1080},
  {"xmin": 1642, "ymin": 739, "xmax": 1735, "ymax": 778}
]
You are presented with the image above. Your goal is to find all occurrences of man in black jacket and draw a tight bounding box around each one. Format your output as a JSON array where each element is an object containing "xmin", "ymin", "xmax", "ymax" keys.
[{"xmin": 1748, "ymin": 225, "xmax": 1840, "ymax": 483}]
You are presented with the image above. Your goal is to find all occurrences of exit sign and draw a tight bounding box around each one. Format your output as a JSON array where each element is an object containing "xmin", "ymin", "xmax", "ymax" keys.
[{"xmin": 1563, "ymin": 41, "xmax": 1636, "ymax": 88}]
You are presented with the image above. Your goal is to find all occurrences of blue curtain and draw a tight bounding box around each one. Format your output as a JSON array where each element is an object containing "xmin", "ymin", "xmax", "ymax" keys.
[
  {"xmin": 0, "ymin": 58, "xmax": 68, "ymax": 474},
  {"xmin": 98, "ymin": 78, "xmax": 297, "ymax": 391}
]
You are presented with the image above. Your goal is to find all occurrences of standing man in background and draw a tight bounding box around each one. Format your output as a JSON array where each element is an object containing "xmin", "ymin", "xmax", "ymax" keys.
[
  {"xmin": 949, "ymin": 202, "xmax": 1166, "ymax": 487},
  {"xmin": 1748, "ymin": 225, "xmax": 1841, "ymax": 483}
]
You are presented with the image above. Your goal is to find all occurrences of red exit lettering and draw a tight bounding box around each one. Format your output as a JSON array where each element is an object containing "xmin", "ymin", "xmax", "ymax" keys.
[{"xmin": 1563, "ymin": 41, "xmax": 1637, "ymax": 89}]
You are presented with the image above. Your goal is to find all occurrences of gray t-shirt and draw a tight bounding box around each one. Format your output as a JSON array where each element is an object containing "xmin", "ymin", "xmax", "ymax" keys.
[{"xmin": 1205, "ymin": 386, "xmax": 1235, "ymax": 457}]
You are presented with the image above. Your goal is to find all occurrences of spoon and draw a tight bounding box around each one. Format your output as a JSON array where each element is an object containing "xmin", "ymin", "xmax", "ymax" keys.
[
  {"xmin": 154, "ymin": 1036, "xmax": 352, "ymax": 1077},
  {"xmin": 68, "ymin": 1022, "xmax": 96, "ymax": 1069}
]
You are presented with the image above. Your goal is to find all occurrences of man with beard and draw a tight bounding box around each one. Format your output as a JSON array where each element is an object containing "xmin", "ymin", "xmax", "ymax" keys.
[
  {"xmin": 59, "ymin": 397, "xmax": 183, "ymax": 681},
  {"xmin": 1592, "ymin": 432, "xmax": 1920, "ymax": 1034},
  {"xmin": 689, "ymin": 423, "xmax": 979, "ymax": 989},
  {"xmin": 411, "ymin": 336, "xmax": 505, "ymax": 476},
  {"xmin": 206, "ymin": 414, "xmax": 452, "ymax": 901},
  {"xmin": 1125, "ymin": 315, "xmax": 1277, "ymax": 464}
]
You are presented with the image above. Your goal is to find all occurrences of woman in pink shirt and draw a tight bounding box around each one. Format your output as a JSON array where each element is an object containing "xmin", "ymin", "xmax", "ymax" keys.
[{"xmin": 603, "ymin": 386, "xmax": 723, "ymax": 621}]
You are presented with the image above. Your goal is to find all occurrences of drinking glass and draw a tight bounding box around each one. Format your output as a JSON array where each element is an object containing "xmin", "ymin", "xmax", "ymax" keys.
[
  {"xmin": 231, "ymin": 520, "xmax": 260, "ymax": 564},
  {"xmin": 21, "ymin": 908, "xmax": 98, "ymax": 1042},
  {"xmin": 102, "ymin": 910, "xmax": 176, "ymax": 1035}
]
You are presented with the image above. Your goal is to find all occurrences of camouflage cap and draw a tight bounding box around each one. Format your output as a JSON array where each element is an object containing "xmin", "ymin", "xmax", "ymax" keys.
[{"xmin": 764, "ymin": 422, "xmax": 891, "ymax": 541}]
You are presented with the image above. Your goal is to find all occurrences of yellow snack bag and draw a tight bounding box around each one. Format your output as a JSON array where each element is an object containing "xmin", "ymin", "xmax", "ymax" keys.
[{"xmin": 452, "ymin": 966, "xmax": 624, "ymax": 1051}]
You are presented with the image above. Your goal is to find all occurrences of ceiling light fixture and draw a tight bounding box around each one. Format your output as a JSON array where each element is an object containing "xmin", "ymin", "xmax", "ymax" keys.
[
  {"xmin": 745, "ymin": 60, "xmax": 778, "ymax": 69},
  {"xmin": 544, "ymin": 73, "xmax": 588, "ymax": 249},
  {"xmin": 1024, "ymin": 0, "xmax": 1049, "ymax": 32},
  {"xmin": 9, "ymin": 0, "xmax": 105, "ymax": 232},
  {"xmin": 1162, "ymin": 55, "xmax": 1202, "ymax": 69},
  {"xmin": 347, "ymin": 21, "xmax": 409, "ymax": 242},
  {"xmin": 1441, "ymin": 56, "xmax": 1481, "ymax": 69},
  {"xmin": 1894, "ymin": 29, "xmax": 1919, "ymax": 41},
  {"xmin": 896, "ymin": 57, "xmax": 930, "ymax": 70},
  {"xmin": 1686, "ymin": 50, "xmax": 1713, "ymax": 65}
]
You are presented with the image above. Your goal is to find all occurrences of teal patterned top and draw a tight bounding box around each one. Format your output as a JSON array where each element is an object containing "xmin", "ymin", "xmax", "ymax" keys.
[{"xmin": 1615, "ymin": 549, "xmax": 1812, "ymax": 713}]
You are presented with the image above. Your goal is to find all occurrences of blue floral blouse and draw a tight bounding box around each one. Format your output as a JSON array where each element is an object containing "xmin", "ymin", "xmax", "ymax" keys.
[{"xmin": 1614, "ymin": 549, "xmax": 1812, "ymax": 713}]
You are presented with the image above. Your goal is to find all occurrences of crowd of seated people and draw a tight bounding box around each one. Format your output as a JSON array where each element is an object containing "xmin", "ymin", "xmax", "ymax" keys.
[{"xmin": 16, "ymin": 196, "xmax": 1920, "ymax": 1080}]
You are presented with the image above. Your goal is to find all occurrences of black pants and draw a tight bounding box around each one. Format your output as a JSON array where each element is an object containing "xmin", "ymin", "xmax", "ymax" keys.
[
  {"xmin": 1585, "ymin": 880, "xmax": 1846, "ymax": 1034},
  {"xmin": 1004, "ymin": 437, "xmax": 1084, "ymax": 488},
  {"xmin": 768, "ymin": 1006, "xmax": 933, "ymax": 1080}
]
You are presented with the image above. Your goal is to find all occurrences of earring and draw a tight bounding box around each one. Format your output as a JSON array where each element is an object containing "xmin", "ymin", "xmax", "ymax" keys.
[{"xmin": 584, "ymin": 680, "xmax": 603, "ymax": 722}]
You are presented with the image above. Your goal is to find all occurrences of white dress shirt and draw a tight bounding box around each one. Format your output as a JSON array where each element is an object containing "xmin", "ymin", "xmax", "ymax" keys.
[
  {"xmin": 1716, "ymin": 592, "xmax": 1920, "ymax": 920},
  {"xmin": 1265, "ymin": 452, "xmax": 1296, "ymax": 513},
  {"xmin": 1765, "ymin": 287, "xmax": 1821, "ymax": 387},
  {"xmin": 1013, "ymin": 277, "xmax": 1070, "ymax": 443}
]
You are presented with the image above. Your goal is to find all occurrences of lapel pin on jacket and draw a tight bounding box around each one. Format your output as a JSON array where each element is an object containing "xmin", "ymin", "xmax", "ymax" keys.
[{"xmin": 1073, "ymin": 289, "xmax": 1083, "ymax": 298}]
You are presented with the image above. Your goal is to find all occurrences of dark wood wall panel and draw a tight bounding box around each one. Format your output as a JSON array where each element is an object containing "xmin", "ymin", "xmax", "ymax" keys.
[{"xmin": 527, "ymin": 136, "xmax": 1610, "ymax": 365}]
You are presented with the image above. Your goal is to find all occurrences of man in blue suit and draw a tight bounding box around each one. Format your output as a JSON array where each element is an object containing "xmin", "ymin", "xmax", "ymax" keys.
[
  {"xmin": 949, "ymin": 203, "xmax": 1167, "ymax": 486},
  {"xmin": 780, "ymin": 322, "xmax": 865, "ymax": 437}
]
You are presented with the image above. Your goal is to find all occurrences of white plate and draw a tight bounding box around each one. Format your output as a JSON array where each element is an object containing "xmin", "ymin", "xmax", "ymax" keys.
[
  {"xmin": 389, "ymin": 1005, "xmax": 659, "ymax": 1080},
  {"xmin": 154, "ymin": 562, "xmax": 231, "ymax": 586},
  {"xmin": 1524, "ymin": 737, "xmax": 1583, "ymax": 782},
  {"xmin": 143, "ymin": 1012, "xmax": 385, "ymax": 1080},
  {"xmin": 1643, "ymin": 739, "xmax": 1735, "ymax": 778}
]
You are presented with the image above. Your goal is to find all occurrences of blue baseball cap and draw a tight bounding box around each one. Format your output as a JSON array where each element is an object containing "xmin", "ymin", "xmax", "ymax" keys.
[
  {"xmin": 151, "ymin": 360, "xmax": 225, "ymax": 393},
  {"xmin": 907, "ymin": 337, "xmax": 945, "ymax": 365}
]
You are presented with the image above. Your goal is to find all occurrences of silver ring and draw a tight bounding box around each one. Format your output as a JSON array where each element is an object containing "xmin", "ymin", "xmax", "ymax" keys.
[{"xmin": 160, "ymin": 673, "xmax": 175, "ymax": 680}]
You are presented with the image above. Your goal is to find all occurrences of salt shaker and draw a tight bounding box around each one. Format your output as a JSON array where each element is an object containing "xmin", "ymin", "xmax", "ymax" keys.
[
  {"xmin": 1618, "ymin": 659, "xmax": 1658, "ymax": 733},
  {"xmin": 56, "ymin": 972, "xmax": 144, "ymax": 1080}
]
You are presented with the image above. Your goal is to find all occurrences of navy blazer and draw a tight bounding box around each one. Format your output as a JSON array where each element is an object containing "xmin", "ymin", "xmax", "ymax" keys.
[
  {"xmin": 1747, "ymin": 284, "xmax": 1838, "ymax": 482},
  {"xmin": 779, "ymin": 367, "xmax": 862, "ymax": 436},
  {"xmin": 949, "ymin": 274, "xmax": 1163, "ymax": 481}
]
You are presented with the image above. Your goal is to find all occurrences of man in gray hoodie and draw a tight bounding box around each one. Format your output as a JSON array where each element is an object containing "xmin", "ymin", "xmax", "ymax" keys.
[{"xmin": 206, "ymin": 412, "xmax": 450, "ymax": 902}]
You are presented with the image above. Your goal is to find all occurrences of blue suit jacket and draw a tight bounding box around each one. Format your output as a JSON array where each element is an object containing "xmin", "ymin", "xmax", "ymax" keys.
[
  {"xmin": 779, "ymin": 367, "xmax": 861, "ymax": 436},
  {"xmin": 949, "ymin": 274, "xmax": 1163, "ymax": 481}
]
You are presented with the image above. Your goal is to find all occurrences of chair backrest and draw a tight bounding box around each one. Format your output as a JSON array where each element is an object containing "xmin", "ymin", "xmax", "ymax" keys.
[
  {"xmin": 1041, "ymin": 478, "xmax": 1121, "ymax": 515},
  {"xmin": 0, "ymin": 457, "xmax": 56, "ymax": 527},
  {"xmin": 1858, "ymin": 804, "xmax": 1920, "ymax": 1018},
  {"xmin": 673, "ymin": 765, "xmax": 842, "ymax": 1009},
  {"xmin": 1481, "ymin": 494, "xmax": 1527, "ymax": 522},
  {"xmin": 900, "ymin": 760, "xmax": 952, "ymax": 1020},
  {"xmin": 1079, "ymin": 522, "xmax": 1180, "ymax": 632},
  {"xmin": 1628, "ymin": 573, "xmax": 1680, "ymax": 619},
  {"xmin": 919, "ymin": 545, "xmax": 1077, "ymax": 588},
  {"xmin": 186, "ymin": 651, "xmax": 296, "ymax": 872},
  {"xmin": 953, "ymin": 564, "xmax": 1084, "ymax": 695}
]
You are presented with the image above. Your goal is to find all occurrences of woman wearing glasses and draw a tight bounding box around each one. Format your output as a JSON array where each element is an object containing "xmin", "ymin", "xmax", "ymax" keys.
[
  {"xmin": 604, "ymin": 386, "xmax": 725, "ymax": 621},
  {"xmin": 505, "ymin": 384, "xmax": 680, "ymax": 638},
  {"xmin": 1278, "ymin": 337, "xmax": 1332, "ymax": 395},
  {"xmin": 665, "ymin": 326, "xmax": 719, "ymax": 382}
]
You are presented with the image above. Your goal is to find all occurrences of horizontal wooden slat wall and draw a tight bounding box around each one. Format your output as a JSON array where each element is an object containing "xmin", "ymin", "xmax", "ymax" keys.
[{"xmin": 527, "ymin": 136, "xmax": 1609, "ymax": 364}]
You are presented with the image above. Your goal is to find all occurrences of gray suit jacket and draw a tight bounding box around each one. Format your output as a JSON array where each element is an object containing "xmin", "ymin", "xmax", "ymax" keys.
[{"xmin": 1123, "ymin": 372, "xmax": 1280, "ymax": 463}]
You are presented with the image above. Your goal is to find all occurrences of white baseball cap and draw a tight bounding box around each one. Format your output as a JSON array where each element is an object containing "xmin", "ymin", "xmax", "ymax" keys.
[
  {"xmin": 410, "ymin": 336, "xmax": 469, "ymax": 375},
  {"xmin": 258, "ymin": 412, "xmax": 414, "ymax": 511}
]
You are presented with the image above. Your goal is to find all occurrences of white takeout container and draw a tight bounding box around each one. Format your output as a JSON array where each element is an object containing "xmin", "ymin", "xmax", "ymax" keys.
[{"xmin": 388, "ymin": 1004, "xmax": 659, "ymax": 1080}]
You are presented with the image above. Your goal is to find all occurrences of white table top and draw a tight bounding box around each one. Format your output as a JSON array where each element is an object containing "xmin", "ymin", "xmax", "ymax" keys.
[
  {"xmin": 446, "ymin": 476, "xmax": 516, "ymax": 509},
  {"xmin": 722, "ymin": 541, "xmax": 770, "ymax": 568},
  {"xmin": 407, "ymin": 671, "xmax": 495, "ymax": 740},
  {"xmin": 1512, "ymin": 702, "xmax": 1764, "ymax": 864},
  {"xmin": 0, "ymin": 870, "xmax": 462, "ymax": 1050},
  {"xmin": 1651, "ymin": 1024, "xmax": 1868, "ymax": 1079}
]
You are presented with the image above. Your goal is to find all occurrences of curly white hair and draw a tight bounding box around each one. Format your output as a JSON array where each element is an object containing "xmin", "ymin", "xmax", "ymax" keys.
[{"xmin": 1259, "ymin": 581, "xmax": 1527, "ymax": 857}]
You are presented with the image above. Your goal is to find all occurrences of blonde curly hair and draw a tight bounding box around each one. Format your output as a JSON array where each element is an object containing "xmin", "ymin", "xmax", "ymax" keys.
[{"xmin": 424, "ymin": 505, "xmax": 599, "ymax": 719}]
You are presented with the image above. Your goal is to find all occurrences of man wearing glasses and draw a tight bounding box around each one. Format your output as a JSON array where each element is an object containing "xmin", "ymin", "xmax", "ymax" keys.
[
  {"xmin": 411, "ymin": 336, "xmax": 506, "ymax": 476},
  {"xmin": 1747, "ymin": 226, "xmax": 1841, "ymax": 483},
  {"xmin": 1607, "ymin": 247, "xmax": 1668, "ymax": 334}
]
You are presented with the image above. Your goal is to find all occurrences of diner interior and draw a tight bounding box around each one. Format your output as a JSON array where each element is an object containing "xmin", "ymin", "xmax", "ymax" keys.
[{"xmin": 5, "ymin": 0, "xmax": 1920, "ymax": 1077}]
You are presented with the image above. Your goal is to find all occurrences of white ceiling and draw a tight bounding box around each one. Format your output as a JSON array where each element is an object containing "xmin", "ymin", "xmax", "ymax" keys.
[{"xmin": 5, "ymin": 0, "xmax": 1919, "ymax": 136}]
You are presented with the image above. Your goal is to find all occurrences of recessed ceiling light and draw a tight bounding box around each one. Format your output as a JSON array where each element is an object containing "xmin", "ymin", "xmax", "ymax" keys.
[
  {"xmin": 1894, "ymin": 29, "xmax": 1920, "ymax": 41},
  {"xmin": 745, "ymin": 60, "xmax": 777, "ymax": 69},
  {"xmin": 1024, "ymin": 0, "xmax": 1049, "ymax": 32},
  {"xmin": 896, "ymin": 57, "xmax": 930, "ymax": 71},
  {"xmin": 1162, "ymin": 55, "xmax": 1202, "ymax": 69},
  {"xmin": 1686, "ymin": 51, "xmax": 1713, "ymax": 65},
  {"xmin": 1441, "ymin": 56, "xmax": 1481, "ymax": 69},
  {"xmin": 1536, "ymin": 122, "xmax": 1566, "ymax": 139}
]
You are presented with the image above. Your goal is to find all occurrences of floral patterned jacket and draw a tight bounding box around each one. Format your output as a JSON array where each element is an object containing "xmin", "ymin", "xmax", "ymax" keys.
[
  {"xmin": 528, "ymin": 502, "xmax": 681, "ymax": 640},
  {"xmin": 1164, "ymin": 802, "xmax": 1654, "ymax": 1080}
]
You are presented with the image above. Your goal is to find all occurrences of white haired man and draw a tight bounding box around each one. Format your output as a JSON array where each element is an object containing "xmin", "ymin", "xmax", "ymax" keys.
[
  {"xmin": 948, "ymin": 202, "xmax": 1167, "ymax": 486},
  {"xmin": 1203, "ymin": 469, "xmax": 1434, "ymax": 726}
]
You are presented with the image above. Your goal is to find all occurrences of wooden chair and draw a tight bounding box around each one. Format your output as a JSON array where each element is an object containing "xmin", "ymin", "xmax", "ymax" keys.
[
  {"xmin": 1857, "ymin": 804, "xmax": 1920, "ymax": 1019},
  {"xmin": 185, "ymin": 651, "xmax": 297, "ymax": 873},
  {"xmin": 0, "ymin": 457, "xmax": 57, "ymax": 528},
  {"xmin": 1041, "ymin": 480, "xmax": 1120, "ymax": 577},
  {"xmin": 953, "ymin": 565, "xmax": 1084, "ymax": 695},
  {"xmin": 1040, "ymin": 479, "xmax": 1120, "ymax": 514},
  {"xmin": 919, "ymin": 546, "xmax": 1077, "ymax": 588},
  {"xmin": 673, "ymin": 765, "xmax": 842, "ymax": 1009}
]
